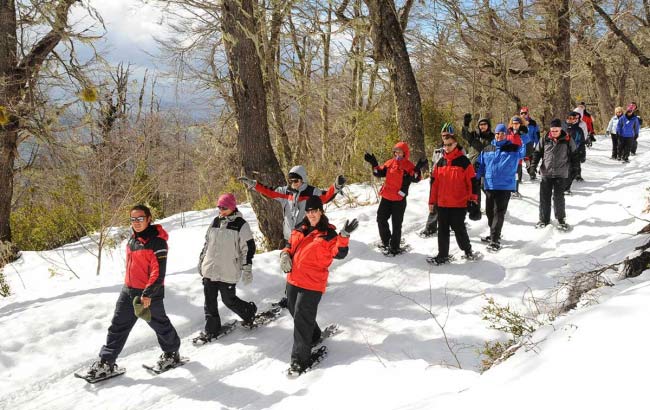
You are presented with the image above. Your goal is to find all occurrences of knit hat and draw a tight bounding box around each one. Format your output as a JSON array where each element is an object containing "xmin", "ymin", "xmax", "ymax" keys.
[
  {"xmin": 217, "ymin": 193, "xmax": 237, "ymax": 211},
  {"xmin": 133, "ymin": 296, "xmax": 151, "ymax": 322},
  {"xmin": 304, "ymin": 196, "xmax": 323, "ymax": 212},
  {"xmin": 495, "ymin": 123, "xmax": 507, "ymax": 133},
  {"xmin": 511, "ymin": 116, "xmax": 522, "ymax": 124},
  {"xmin": 568, "ymin": 111, "xmax": 580, "ymax": 118},
  {"xmin": 478, "ymin": 118, "xmax": 491, "ymax": 128},
  {"xmin": 627, "ymin": 103, "xmax": 636, "ymax": 112},
  {"xmin": 550, "ymin": 118, "xmax": 562, "ymax": 128},
  {"xmin": 441, "ymin": 122, "xmax": 455, "ymax": 135}
]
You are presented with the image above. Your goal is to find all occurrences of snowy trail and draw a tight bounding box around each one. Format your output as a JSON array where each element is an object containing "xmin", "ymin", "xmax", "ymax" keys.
[{"xmin": 1, "ymin": 134, "xmax": 650, "ymax": 410}]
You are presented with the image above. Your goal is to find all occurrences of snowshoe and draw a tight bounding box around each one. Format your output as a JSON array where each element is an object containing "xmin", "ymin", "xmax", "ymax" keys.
[
  {"xmin": 143, "ymin": 351, "xmax": 189, "ymax": 374},
  {"xmin": 271, "ymin": 296, "xmax": 288, "ymax": 309},
  {"xmin": 426, "ymin": 255, "xmax": 455, "ymax": 265},
  {"xmin": 418, "ymin": 228, "xmax": 437, "ymax": 238},
  {"xmin": 480, "ymin": 235, "xmax": 491, "ymax": 243},
  {"xmin": 382, "ymin": 244, "xmax": 412, "ymax": 257},
  {"xmin": 287, "ymin": 346, "xmax": 328, "ymax": 378},
  {"xmin": 556, "ymin": 221, "xmax": 572, "ymax": 232},
  {"xmin": 74, "ymin": 360, "xmax": 125, "ymax": 384},
  {"xmin": 564, "ymin": 190, "xmax": 572, "ymax": 196},
  {"xmin": 192, "ymin": 320, "xmax": 238, "ymax": 345},
  {"xmin": 535, "ymin": 221, "xmax": 549, "ymax": 229},
  {"xmin": 486, "ymin": 241, "xmax": 501, "ymax": 252},
  {"xmin": 462, "ymin": 250, "xmax": 483, "ymax": 261},
  {"xmin": 311, "ymin": 323, "xmax": 342, "ymax": 348},
  {"xmin": 511, "ymin": 192, "xmax": 522, "ymax": 199},
  {"xmin": 241, "ymin": 306, "xmax": 282, "ymax": 329}
]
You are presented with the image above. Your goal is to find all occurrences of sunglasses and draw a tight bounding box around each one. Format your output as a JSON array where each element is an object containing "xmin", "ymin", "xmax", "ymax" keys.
[
  {"xmin": 288, "ymin": 178, "xmax": 301, "ymax": 184},
  {"xmin": 130, "ymin": 216, "xmax": 146, "ymax": 222},
  {"xmin": 520, "ymin": 112, "xmax": 528, "ymax": 115},
  {"xmin": 305, "ymin": 209, "xmax": 321, "ymax": 214},
  {"xmin": 443, "ymin": 142, "xmax": 456, "ymax": 147},
  {"xmin": 218, "ymin": 206, "xmax": 230, "ymax": 211}
]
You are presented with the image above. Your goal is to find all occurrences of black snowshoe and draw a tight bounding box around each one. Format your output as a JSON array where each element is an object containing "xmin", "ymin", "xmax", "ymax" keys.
[
  {"xmin": 192, "ymin": 320, "xmax": 238, "ymax": 345},
  {"xmin": 426, "ymin": 255, "xmax": 455, "ymax": 265},
  {"xmin": 74, "ymin": 360, "xmax": 125, "ymax": 384},
  {"xmin": 241, "ymin": 306, "xmax": 283, "ymax": 329},
  {"xmin": 143, "ymin": 351, "xmax": 189, "ymax": 374}
]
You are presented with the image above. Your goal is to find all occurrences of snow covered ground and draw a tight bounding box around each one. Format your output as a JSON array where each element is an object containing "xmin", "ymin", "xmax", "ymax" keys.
[{"xmin": 1, "ymin": 132, "xmax": 649, "ymax": 410}]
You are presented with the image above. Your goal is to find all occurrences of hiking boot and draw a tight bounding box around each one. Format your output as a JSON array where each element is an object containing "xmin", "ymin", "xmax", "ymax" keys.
[
  {"xmin": 157, "ymin": 351, "xmax": 181, "ymax": 369},
  {"xmin": 487, "ymin": 241, "xmax": 501, "ymax": 251},
  {"xmin": 87, "ymin": 359, "xmax": 116, "ymax": 378},
  {"xmin": 418, "ymin": 228, "xmax": 437, "ymax": 238},
  {"xmin": 193, "ymin": 331, "xmax": 218, "ymax": 344},
  {"xmin": 289, "ymin": 360, "xmax": 310, "ymax": 375},
  {"xmin": 511, "ymin": 192, "xmax": 521, "ymax": 199},
  {"xmin": 535, "ymin": 221, "xmax": 549, "ymax": 229},
  {"xmin": 575, "ymin": 176, "xmax": 584, "ymax": 182},
  {"xmin": 427, "ymin": 255, "xmax": 451, "ymax": 265},
  {"xmin": 463, "ymin": 249, "xmax": 479, "ymax": 260},
  {"xmin": 241, "ymin": 302, "xmax": 257, "ymax": 327},
  {"xmin": 480, "ymin": 235, "xmax": 491, "ymax": 243}
]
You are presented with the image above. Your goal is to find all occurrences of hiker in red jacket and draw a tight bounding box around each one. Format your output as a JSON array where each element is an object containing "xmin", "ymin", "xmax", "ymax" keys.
[
  {"xmin": 428, "ymin": 126, "xmax": 479, "ymax": 265},
  {"xmin": 364, "ymin": 141, "xmax": 427, "ymax": 256}
]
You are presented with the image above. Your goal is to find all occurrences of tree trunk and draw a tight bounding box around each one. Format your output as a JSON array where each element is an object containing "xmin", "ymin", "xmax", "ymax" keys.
[
  {"xmin": 365, "ymin": 0, "xmax": 425, "ymax": 161},
  {"xmin": 0, "ymin": 0, "xmax": 77, "ymax": 243},
  {"xmin": 548, "ymin": 0, "xmax": 571, "ymax": 120},
  {"xmin": 320, "ymin": 4, "xmax": 331, "ymax": 163},
  {"xmin": 589, "ymin": 55, "xmax": 615, "ymax": 131},
  {"xmin": 222, "ymin": 0, "xmax": 285, "ymax": 248}
]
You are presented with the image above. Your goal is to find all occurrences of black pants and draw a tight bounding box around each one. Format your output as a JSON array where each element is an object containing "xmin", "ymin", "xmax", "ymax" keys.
[
  {"xmin": 99, "ymin": 286, "xmax": 180, "ymax": 363},
  {"xmin": 632, "ymin": 136, "xmax": 638, "ymax": 155},
  {"xmin": 539, "ymin": 177, "xmax": 566, "ymax": 223},
  {"xmin": 377, "ymin": 197, "xmax": 407, "ymax": 250},
  {"xmin": 485, "ymin": 190, "xmax": 511, "ymax": 242},
  {"xmin": 611, "ymin": 133, "xmax": 619, "ymax": 158},
  {"xmin": 286, "ymin": 283, "xmax": 322, "ymax": 367},
  {"xmin": 203, "ymin": 278, "xmax": 255, "ymax": 335},
  {"xmin": 437, "ymin": 207, "xmax": 471, "ymax": 257},
  {"xmin": 564, "ymin": 164, "xmax": 579, "ymax": 192},
  {"xmin": 619, "ymin": 137, "xmax": 634, "ymax": 160}
]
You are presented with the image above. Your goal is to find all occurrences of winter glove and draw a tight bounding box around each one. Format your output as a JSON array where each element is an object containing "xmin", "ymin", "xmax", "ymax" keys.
[
  {"xmin": 364, "ymin": 152, "xmax": 379, "ymax": 167},
  {"xmin": 335, "ymin": 175, "xmax": 346, "ymax": 190},
  {"xmin": 241, "ymin": 264, "xmax": 253, "ymax": 286},
  {"xmin": 280, "ymin": 251, "xmax": 292, "ymax": 273},
  {"xmin": 463, "ymin": 113, "xmax": 472, "ymax": 127},
  {"xmin": 237, "ymin": 176, "xmax": 257, "ymax": 190},
  {"xmin": 339, "ymin": 218, "xmax": 359, "ymax": 237},
  {"xmin": 528, "ymin": 167, "xmax": 537, "ymax": 179},
  {"xmin": 415, "ymin": 158, "xmax": 429, "ymax": 172}
]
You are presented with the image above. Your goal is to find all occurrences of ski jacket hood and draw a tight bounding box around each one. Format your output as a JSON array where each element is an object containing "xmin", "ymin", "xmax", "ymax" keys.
[{"xmin": 289, "ymin": 165, "xmax": 308, "ymax": 184}]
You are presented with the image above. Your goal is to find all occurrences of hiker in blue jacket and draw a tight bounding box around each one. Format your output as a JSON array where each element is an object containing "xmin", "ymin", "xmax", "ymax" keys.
[
  {"xmin": 474, "ymin": 124, "xmax": 522, "ymax": 251},
  {"xmin": 616, "ymin": 104, "xmax": 641, "ymax": 163}
]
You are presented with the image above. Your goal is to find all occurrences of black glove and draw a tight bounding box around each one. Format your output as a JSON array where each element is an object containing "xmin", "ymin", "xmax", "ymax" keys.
[
  {"xmin": 364, "ymin": 152, "xmax": 378, "ymax": 167},
  {"xmin": 528, "ymin": 167, "xmax": 537, "ymax": 178},
  {"xmin": 340, "ymin": 219, "xmax": 359, "ymax": 237},
  {"xmin": 463, "ymin": 113, "xmax": 472, "ymax": 127},
  {"xmin": 335, "ymin": 175, "xmax": 346, "ymax": 190},
  {"xmin": 415, "ymin": 158, "xmax": 428, "ymax": 172}
]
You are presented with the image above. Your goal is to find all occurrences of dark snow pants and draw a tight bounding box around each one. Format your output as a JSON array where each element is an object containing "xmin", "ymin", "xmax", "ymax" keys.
[
  {"xmin": 539, "ymin": 177, "xmax": 566, "ymax": 223},
  {"xmin": 286, "ymin": 283, "xmax": 322, "ymax": 367},
  {"xmin": 437, "ymin": 207, "xmax": 471, "ymax": 258},
  {"xmin": 203, "ymin": 278, "xmax": 255, "ymax": 335},
  {"xmin": 423, "ymin": 208, "xmax": 439, "ymax": 233},
  {"xmin": 485, "ymin": 190, "xmax": 511, "ymax": 242},
  {"xmin": 620, "ymin": 137, "xmax": 634, "ymax": 161},
  {"xmin": 99, "ymin": 286, "xmax": 180, "ymax": 363},
  {"xmin": 611, "ymin": 133, "xmax": 619, "ymax": 158},
  {"xmin": 377, "ymin": 197, "xmax": 407, "ymax": 251}
]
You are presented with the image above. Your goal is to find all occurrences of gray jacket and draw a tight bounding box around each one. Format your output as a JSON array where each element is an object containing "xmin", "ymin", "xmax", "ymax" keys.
[
  {"xmin": 531, "ymin": 130, "xmax": 578, "ymax": 179},
  {"xmin": 198, "ymin": 210, "xmax": 256, "ymax": 284},
  {"xmin": 254, "ymin": 165, "xmax": 339, "ymax": 240}
]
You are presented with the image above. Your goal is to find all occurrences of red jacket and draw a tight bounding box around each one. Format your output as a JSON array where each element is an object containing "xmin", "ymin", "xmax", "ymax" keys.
[
  {"xmin": 283, "ymin": 223, "xmax": 349, "ymax": 293},
  {"xmin": 125, "ymin": 224, "xmax": 168, "ymax": 298},
  {"xmin": 373, "ymin": 141, "xmax": 420, "ymax": 201},
  {"xmin": 429, "ymin": 148, "xmax": 477, "ymax": 208},
  {"xmin": 583, "ymin": 113, "xmax": 594, "ymax": 135}
]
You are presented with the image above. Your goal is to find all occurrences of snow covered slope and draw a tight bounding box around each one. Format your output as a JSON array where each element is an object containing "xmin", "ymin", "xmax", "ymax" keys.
[{"xmin": 1, "ymin": 133, "xmax": 649, "ymax": 410}]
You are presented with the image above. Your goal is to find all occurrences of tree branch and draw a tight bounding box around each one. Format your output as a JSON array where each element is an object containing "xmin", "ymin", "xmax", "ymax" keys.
[{"xmin": 589, "ymin": 0, "xmax": 650, "ymax": 67}]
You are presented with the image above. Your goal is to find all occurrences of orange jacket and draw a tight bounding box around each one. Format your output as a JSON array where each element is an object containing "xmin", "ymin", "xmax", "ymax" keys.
[
  {"xmin": 283, "ymin": 223, "xmax": 349, "ymax": 293},
  {"xmin": 429, "ymin": 148, "xmax": 477, "ymax": 208},
  {"xmin": 373, "ymin": 141, "xmax": 421, "ymax": 201}
]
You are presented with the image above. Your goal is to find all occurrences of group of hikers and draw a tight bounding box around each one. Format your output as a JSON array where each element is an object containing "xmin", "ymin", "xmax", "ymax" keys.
[{"xmin": 83, "ymin": 102, "xmax": 643, "ymax": 380}]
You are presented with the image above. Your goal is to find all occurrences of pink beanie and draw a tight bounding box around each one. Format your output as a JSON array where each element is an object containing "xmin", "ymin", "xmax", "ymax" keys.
[{"xmin": 217, "ymin": 193, "xmax": 237, "ymax": 211}]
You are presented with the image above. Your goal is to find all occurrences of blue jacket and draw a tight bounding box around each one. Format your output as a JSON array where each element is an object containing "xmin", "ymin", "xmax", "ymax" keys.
[
  {"xmin": 475, "ymin": 139, "xmax": 522, "ymax": 191},
  {"xmin": 617, "ymin": 113, "xmax": 640, "ymax": 138},
  {"xmin": 524, "ymin": 119, "xmax": 540, "ymax": 147}
]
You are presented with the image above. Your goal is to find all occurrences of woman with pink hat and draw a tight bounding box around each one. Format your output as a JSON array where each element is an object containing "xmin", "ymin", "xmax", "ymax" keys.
[{"xmin": 193, "ymin": 193, "xmax": 258, "ymax": 344}]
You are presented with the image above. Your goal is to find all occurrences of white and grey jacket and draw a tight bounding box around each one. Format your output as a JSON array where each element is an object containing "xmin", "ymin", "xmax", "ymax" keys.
[{"xmin": 198, "ymin": 210, "xmax": 256, "ymax": 284}]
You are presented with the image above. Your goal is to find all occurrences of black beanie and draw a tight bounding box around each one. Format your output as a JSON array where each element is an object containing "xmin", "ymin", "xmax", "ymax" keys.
[
  {"xmin": 550, "ymin": 118, "xmax": 562, "ymax": 128},
  {"xmin": 478, "ymin": 118, "xmax": 491, "ymax": 128},
  {"xmin": 305, "ymin": 196, "xmax": 323, "ymax": 212}
]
